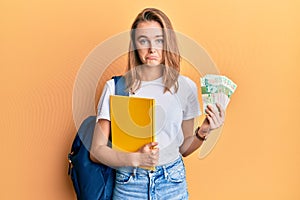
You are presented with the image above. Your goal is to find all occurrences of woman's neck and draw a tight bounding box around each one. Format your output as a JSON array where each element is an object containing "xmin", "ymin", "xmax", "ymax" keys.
[{"xmin": 139, "ymin": 64, "xmax": 163, "ymax": 81}]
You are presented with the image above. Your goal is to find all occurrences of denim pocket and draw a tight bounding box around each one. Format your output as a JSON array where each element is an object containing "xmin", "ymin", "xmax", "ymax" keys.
[
  {"xmin": 167, "ymin": 162, "xmax": 186, "ymax": 183},
  {"xmin": 115, "ymin": 171, "xmax": 133, "ymax": 184}
]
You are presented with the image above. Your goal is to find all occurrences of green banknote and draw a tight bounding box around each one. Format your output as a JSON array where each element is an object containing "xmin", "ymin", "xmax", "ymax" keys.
[{"xmin": 200, "ymin": 74, "xmax": 237, "ymax": 112}]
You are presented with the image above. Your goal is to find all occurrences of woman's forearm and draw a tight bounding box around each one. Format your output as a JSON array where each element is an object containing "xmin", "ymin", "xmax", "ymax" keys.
[
  {"xmin": 180, "ymin": 118, "xmax": 207, "ymax": 157},
  {"xmin": 90, "ymin": 145, "xmax": 140, "ymax": 167},
  {"xmin": 90, "ymin": 119, "xmax": 141, "ymax": 167},
  {"xmin": 180, "ymin": 135, "xmax": 204, "ymax": 157}
]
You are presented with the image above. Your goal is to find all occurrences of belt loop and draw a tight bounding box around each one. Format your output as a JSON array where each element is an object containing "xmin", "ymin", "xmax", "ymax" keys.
[
  {"xmin": 132, "ymin": 167, "xmax": 137, "ymax": 179},
  {"xmin": 163, "ymin": 166, "xmax": 168, "ymax": 180}
]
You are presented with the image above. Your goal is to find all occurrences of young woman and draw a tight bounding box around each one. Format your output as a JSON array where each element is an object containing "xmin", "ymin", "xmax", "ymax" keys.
[{"xmin": 90, "ymin": 8, "xmax": 225, "ymax": 200}]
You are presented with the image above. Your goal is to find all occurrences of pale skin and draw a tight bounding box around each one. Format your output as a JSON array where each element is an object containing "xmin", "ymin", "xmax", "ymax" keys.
[{"xmin": 90, "ymin": 20, "xmax": 225, "ymax": 167}]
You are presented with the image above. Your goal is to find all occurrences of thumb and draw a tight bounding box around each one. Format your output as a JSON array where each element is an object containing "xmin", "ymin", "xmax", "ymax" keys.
[
  {"xmin": 150, "ymin": 142, "xmax": 158, "ymax": 148},
  {"xmin": 143, "ymin": 142, "xmax": 158, "ymax": 150}
]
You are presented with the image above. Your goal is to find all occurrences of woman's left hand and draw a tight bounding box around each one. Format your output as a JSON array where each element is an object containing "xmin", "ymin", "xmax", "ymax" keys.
[
  {"xmin": 197, "ymin": 103, "xmax": 225, "ymax": 139},
  {"xmin": 205, "ymin": 103, "xmax": 225, "ymax": 130}
]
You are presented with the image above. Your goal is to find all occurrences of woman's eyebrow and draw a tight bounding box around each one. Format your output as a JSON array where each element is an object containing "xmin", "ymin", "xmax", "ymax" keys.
[
  {"xmin": 136, "ymin": 35, "xmax": 147, "ymax": 40},
  {"xmin": 136, "ymin": 35, "xmax": 163, "ymax": 40}
]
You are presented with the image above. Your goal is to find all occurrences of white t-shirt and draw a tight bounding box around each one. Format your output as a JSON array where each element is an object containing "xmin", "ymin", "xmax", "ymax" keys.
[{"xmin": 96, "ymin": 75, "xmax": 201, "ymax": 165}]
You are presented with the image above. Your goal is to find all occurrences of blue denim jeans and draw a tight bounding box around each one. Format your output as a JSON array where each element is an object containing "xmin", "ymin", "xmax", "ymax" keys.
[{"xmin": 113, "ymin": 156, "xmax": 188, "ymax": 200}]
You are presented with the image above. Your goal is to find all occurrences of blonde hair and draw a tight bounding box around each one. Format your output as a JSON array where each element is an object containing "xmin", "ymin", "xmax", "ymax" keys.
[{"xmin": 125, "ymin": 8, "xmax": 180, "ymax": 93}]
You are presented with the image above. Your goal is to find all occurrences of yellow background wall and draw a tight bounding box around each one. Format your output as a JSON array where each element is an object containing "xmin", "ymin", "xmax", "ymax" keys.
[{"xmin": 1, "ymin": 0, "xmax": 299, "ymax": 199}]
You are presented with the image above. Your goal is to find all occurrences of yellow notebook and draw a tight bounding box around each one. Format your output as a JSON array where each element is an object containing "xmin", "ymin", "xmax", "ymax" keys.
[{"xmin": 110, "ymin": 95, "xmax": 156, "ymax": 153}]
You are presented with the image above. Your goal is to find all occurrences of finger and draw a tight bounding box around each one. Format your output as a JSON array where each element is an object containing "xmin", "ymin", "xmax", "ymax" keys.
[
  {"xmin": 206, "ymin": 104, "xmax": 213, "ymax": 113},
  {"xmin": 211, "ymin": 105, "xmax": 223, "ymax": 125},
  {"xmin": 144, "ymin": 142, "xmax": 158, "ymax": 150},
  {"xmin": 212, "ymin": 108, "xmax": 222, "ymax": 125},
  {"xmin": 150, "ymin": 142, "xmax": 159, "ymax": 148},
  {"xmin": 206, "ymin": 105, "xmax": 220, "ymax": 123},
  {"xmin": 144, "ymin": 155, "xmax": 157, "ymax": 166},
  {"xmin": 149, "ymin": 158, "xmax": 158, "ymax": 166},
  {"xmin": 148, "ymin": 154, "xmax": 159, "ymax": 165},
  {"xmin": 147, "ymin": 155, "xmax": 156, "ymax": 166},
  {"xmin": 216, "ymin": 103, "xmax": 225, "ymax": 119},
  {"xmin": 151, "ymin": 148, "xmax": 159, "ymax": 156},
  {"xmin": 215, "ymin": 103, "xmax": 222, "ymax": 113},
  {"xmin": 205, "ymin": 107, "xmax": 220, "ymax": 127},
  {"xmin": 207, "ymin": 104, "xmax": 217, "ymax": 112},
  {"xmin": 206, "ymin": 115, "xmax": 216, "ymax": 129}
]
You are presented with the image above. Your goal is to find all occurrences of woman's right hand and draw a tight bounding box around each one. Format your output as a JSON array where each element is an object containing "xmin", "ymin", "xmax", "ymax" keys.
[{"xmin": 137, "ymin": 142, "xmax": 159, "ymax": 167}]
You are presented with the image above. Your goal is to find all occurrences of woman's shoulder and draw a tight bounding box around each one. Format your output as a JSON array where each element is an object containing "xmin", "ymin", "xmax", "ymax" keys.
[
  {"xmin": 178, "ymin": 75, "xmax": 197, "ymax": 88},
  {"xmin": 101, "ymin": 78, "xmax": 115, "ymax": 94},
  {"xmin": 105, "ymin": 78, "xmax": 115, "ymax": 87},
  {"xmin": 176, "ymin": 75, "xmax": 198, "ymax": 97}
]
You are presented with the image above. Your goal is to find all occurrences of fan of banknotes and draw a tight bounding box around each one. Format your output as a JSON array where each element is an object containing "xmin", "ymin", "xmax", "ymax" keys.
[
  {"xmin": 198, "ymin": 74, "xmax": 237, "ymax": 159},
  {"xmin": 200, "ymin": 74, "xmax": 237, "ymax": 112}
]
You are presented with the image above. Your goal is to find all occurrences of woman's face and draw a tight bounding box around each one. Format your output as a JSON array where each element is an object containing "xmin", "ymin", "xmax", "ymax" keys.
[{"xmin": 134, "ymin": 21, "xmax": 164, "ymax": 66}]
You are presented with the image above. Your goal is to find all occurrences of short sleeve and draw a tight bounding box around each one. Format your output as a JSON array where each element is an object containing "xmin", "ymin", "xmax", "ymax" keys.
[
  {"xmin": 96, "ymin": 79, "xmax": 115, "ymax": 122},
  {"xmin": 180, "ymin": 76, "xmax": 201, "ymax": 120}
]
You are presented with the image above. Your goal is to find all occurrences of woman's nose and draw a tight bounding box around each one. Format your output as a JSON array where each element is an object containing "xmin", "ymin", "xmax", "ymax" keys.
[
  {"xmin": 149, "ymin": 47, "xmax": 156, "ymax": 53},
  {"xmin": 148, "ymin": 41, "xmax": 157, "ymax": 53}
]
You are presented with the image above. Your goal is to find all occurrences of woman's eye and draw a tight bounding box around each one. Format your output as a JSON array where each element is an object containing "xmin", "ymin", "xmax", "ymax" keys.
[
  {"xmin": 139, "ymin": 39, "xmax": 149, "ymax": 45},
  {"xmin": 156, "ymin": 39, "xmax": 164, "ymax": 44}
]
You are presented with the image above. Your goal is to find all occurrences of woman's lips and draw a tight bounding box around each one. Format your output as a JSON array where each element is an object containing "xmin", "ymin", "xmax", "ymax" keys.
[{"xmin": 146, "ymin": 56, "xmax": 158, "ymax": 60}]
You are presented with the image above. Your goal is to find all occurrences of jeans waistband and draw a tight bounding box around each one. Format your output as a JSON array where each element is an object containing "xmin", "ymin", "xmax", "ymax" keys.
[{"xmin": 117, "ymin": 156, "xmax": 182, "ymax": 176}]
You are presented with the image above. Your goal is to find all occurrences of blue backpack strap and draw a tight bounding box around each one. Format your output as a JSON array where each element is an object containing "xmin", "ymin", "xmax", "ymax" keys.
[{"xmin": 112, "ymin": 76, "xmax": 129, "ymax": 96}]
